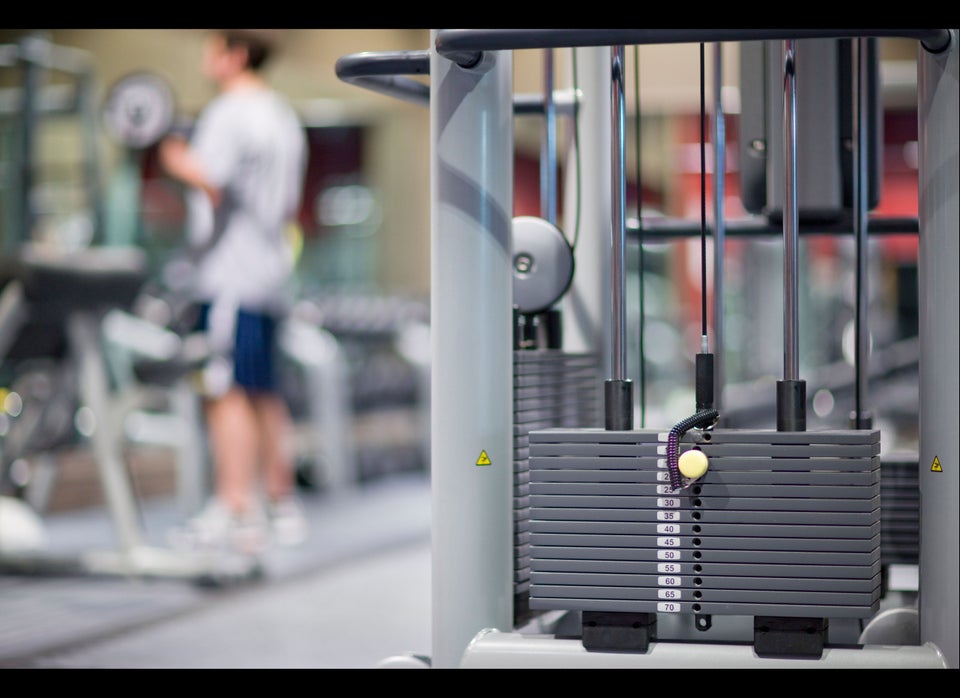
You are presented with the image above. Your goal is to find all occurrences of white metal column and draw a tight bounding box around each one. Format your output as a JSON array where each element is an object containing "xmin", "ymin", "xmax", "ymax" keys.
[
  {"xmin": 917, "ymin": 30, "xmax": 959, "ymax": 670},
  {"xmin": 561, "ymin": 46, "xmax": 613, "ymax": 379},
  {"xmin": 429, "ymin": 35, "xmax": 515, "ymax": 669}
]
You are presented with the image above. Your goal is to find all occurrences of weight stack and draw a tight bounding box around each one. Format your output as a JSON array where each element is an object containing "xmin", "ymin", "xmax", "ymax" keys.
[
  {"xmin": 879, "ymin": 456, "xmax": 920, "ymax": 566},
  {"xmin": 513, "ymin": 350, "xmax": 601, "ymax": 626},
  {"xmin": 527, "ymin": 428, "xmax": 882, "ymax": 622}
]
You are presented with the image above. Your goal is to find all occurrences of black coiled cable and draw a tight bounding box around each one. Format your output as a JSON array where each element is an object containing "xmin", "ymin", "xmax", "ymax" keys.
[{"xmin": 666, "ymin": 408, "xmax": 719, "ymax": 490}]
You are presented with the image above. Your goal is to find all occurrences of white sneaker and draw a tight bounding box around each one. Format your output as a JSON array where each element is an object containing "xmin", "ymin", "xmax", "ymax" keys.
[
  {"xmin": 269, "ymin": 497, "xmax": 309, "ymax": 547},
  {"xmin": 169, "ymin": 499, "xmax": 269, "ymax": 556}
]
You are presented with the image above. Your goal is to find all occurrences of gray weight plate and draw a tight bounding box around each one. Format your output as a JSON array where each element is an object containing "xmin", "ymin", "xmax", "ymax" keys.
[
  {"xmin": 531, "ymin": 558, "xmax": 881, "ymax": 579},
  {"xmin": 531, "ymin": 443, "xmax": 879, "ymax": 458},
  {"xmin": 695, "ymin": 443, "xmax": 881, "ymax": 457},
  {"xmin": 529, "ymin": 520, "xmax": 880, "ymax": 539},
  {"xmin": 529, "ymin": 532, "xmax": 880, "ymax": 552},
  {"xmin": 686, "ymin": 429, "xmax": 880, "ymax": 444},
  {"xmin": 529, "ymin": 428, "xmax": 663, "ymax": 444},
  {"xmin": 531, "ymin": 546, "xmax": 880, "ymax": 565},
  {"xmin": 528, "ymin": 455, "xmax": 878, "ymax": 472},
  {"xmin": 530, "ymin": 494, "xmax": 881, "ymax": 511},
  {"xmin": 530, "ymin": 482, "xmax": 880, "ymax": 499},
  {"xmin": 529, "ymin": 571, "xmax": 880, "ymax": 592},
  {"xmin": 102, "ymin": 71, "xmax": 176, "ymax": 149},
  {"xmin": 530, "ymin": 585, "xmax": 877, "ymax": 605},
  {"xmin": 529, "ymin": 598, "xmax": 880, "ymax": 619},
  {"xmin": 531, "ymin": 456, "xmax": 665, "ymax": 468},
  {"xmin": 529, "ymin": 467, "xmax": 877, "ymax": 485},
  {"xmin": 529, "ymin": 428, "xmax": 878, "ymax": 444},
  {"xmin": 530, "ymin": 507, "xmax": 878, "ymax": 525}
]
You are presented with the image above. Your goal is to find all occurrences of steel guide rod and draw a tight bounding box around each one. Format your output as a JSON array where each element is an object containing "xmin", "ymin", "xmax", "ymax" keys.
[
  {"xmin": 610, "ymin": 45, "xmax": 627, "ymax": 381},
  {"xmin": 776, "ymin": 39, "xmax": 806, "ymax": 432},
  {"xmin": 712, "ymin": 42, "xmax": 726, "ymax": 413},
  {"xmin": 604, "ymin": 44, "xmax": 632, "ymax": 431},
  {"xmin": 541, "ymin": 48, "xmax": 558, "ymax": 226},
  {"xmin": 852, "ymin": 38, "xmax": 872, "ymax": 429},
  {"xmin": 782, "ymin": 39, "xmax": 799, "ymax": 383}
]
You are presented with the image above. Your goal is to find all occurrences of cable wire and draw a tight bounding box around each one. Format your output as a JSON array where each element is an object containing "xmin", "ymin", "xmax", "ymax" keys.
[
  {"xmin": 569, "ymin": 48, "xmax": 582, "ymax": 251},
  {"xmin": 633, "ymin": 45, "xmax": 646, "ymax": 428},
  {"xmin": 699, "ymin": 42, "xmax": 708, "ymax": 340}
]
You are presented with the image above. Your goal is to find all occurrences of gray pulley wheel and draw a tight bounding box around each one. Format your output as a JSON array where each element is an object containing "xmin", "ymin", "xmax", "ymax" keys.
[
  {"xmin": 512, "ymin": 216, "xmax": 574, "ymax": 314},
  {"xmin": 102, "ymin": 71, "xmax": 177, "ymax": 149}
]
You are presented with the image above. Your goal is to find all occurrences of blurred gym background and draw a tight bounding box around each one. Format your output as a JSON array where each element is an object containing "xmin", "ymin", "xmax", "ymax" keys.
[{"xmin": 0, "ymin": 27, "xmax": 922, "ymax": 543}]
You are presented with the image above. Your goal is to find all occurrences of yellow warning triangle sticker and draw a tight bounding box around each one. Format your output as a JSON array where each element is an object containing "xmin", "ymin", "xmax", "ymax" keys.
[
  {"xmin": 931, "ymin": 455, "xmax": 942, "ymax": 473},
  {"xmin": 476, "ymin": 450, "xmax": 492, "ymax": 466}
]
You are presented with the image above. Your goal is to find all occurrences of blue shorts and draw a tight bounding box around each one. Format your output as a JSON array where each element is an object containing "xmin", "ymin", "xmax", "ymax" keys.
[{"xmin": 195, "ymin": 303, "xmax": 281, "ymax": 393}]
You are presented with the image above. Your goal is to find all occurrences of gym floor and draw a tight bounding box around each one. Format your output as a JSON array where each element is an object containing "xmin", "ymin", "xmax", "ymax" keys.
[{"xmin": 0, "ymin": 470, "xmax": 433, "ymax": 669}]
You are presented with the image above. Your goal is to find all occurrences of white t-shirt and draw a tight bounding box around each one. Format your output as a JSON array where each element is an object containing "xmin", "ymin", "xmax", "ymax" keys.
[{"xmin": 185, "ymin": 87, "xmax": 307, "ymax": 314}]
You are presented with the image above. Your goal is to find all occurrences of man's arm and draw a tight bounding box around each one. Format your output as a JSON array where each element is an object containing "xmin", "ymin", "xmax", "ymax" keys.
[{"xmin": 158, "ymin": 135, "xmax": 222, "ymax": 208}]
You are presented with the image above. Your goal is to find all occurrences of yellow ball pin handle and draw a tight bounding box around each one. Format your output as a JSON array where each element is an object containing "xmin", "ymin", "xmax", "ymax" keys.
[{"xmin": 678, "ymin": 449, "xmax": 709, "ymax": 480}]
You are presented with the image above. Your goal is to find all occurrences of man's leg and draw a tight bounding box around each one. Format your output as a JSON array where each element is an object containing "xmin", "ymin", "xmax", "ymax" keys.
[
  {"xmin": 252, "ymin": 391, "xmax": 308, "ymax": 545},
  {"xmin": 205, "ymin": 387, "xmax": 261, "ymax": 516},
  {"xmin": 251, "ymin": 391, "xmax": 296, "ymax": 503}
]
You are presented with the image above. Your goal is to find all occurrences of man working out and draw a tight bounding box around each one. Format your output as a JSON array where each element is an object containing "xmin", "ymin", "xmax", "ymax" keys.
[{"xmin": 160, "ymin": 29, "xmax": 308, "ymax": 553}]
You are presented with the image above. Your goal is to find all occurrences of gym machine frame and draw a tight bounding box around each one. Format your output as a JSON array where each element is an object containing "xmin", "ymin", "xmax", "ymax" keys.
[{"xmin": 337, "ymin": 28, "xmax": 958, "ymax": 668}]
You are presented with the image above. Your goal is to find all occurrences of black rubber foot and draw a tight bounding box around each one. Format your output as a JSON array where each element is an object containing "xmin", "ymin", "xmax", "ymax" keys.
[
  {"xmin": 754, "ymin": 616, "xmax": 828, "ymax": 659},
  {"xmin": 582, "ymin": 612, "xmax": 656, "ymax": 653}
]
